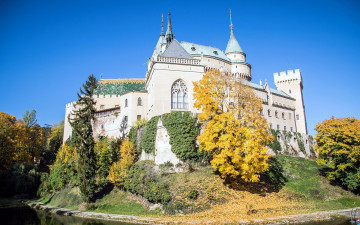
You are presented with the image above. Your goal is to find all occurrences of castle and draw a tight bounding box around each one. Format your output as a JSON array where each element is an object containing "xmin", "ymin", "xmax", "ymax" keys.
[{"xmin": 63, "ymin": 11, "xmax": 308, "ymax": 144}]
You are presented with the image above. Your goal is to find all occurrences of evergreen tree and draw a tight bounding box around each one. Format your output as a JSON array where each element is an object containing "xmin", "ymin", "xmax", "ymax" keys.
[{"xmin": 69, "ymin": 74, "xmax": 97, "ymax": 202}]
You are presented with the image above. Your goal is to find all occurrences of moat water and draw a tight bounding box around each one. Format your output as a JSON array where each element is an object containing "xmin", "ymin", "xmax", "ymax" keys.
[{"xmin": 0, "ymin": 203, "xmax": 354, "ymax": 225}]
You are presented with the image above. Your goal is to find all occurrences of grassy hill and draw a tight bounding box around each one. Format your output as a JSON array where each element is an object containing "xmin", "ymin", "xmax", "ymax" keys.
[{"xmin": 39, "ymin": 155, "xmax": 360, "ymax": 223}]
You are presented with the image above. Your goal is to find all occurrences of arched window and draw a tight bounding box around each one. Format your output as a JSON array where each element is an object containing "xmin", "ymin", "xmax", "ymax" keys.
[
  {"xmin": 282, "ymin": 112, "xmax": 285, "ymax": 119},
  {"xmin": 125, "ymin": 99, "xmax": 128, "ymax": 107},
  {"xmin": 137, "ymin": 97, "xmax": 142, "ymax": 106},
  {"xmin": 171, "ymin": 80, "xmax": 188, "ymax": 109},
  {"xmin": 275, "ymin": 111, "xmax": 278, "ymax": 118}
]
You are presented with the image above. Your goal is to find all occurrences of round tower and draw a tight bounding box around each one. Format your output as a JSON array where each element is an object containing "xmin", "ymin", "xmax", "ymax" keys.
[{"xmin": 225, "ymin": 10, "xmax": 251, "ymax": 80}]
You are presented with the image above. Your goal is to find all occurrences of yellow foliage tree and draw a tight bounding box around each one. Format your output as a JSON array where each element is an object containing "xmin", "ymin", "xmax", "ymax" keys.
[
  {"xmin": 193, "ymin": 70, "xmax": 273, "ymax": 182},
  {"xmin": 108, "ymin": 139, "xmax": 136, "ymax": 187},
  {"xmin": 0, "ymin": 112, "xmax": 43, "ymax": 169},
  {"xmin": 315, "ymin": 117, "xmax": 360, "ymax": 190}
]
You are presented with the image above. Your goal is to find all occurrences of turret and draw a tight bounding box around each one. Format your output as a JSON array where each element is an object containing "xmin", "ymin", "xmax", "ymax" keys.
[
  {"xmin": 225, "ymin": 10, "xmax": 251, "ymax": 80},
  {"xmin": 274, "ymin": 69, "xmax": 308, "ymax": 134}
]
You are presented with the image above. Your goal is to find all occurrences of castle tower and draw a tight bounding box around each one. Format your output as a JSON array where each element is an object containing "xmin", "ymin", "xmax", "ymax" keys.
[
  {"xmin": 225, "ymin": 10, "xmax": 251, "ymax": 80},
  {"xmin": 274, "ymin": 69, "xmax": 308, "ymax": 134}
]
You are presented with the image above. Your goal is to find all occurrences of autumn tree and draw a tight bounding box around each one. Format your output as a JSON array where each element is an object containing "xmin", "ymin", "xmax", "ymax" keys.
[
  {"xmin": 0, "ymin": 112, "xmax": 43, "ymax": 169},
  {"xmin": 315, "ymin": 117, "xmax": 360, "ymax": 191},
  {"xmin": 46, "ymin": 121, "xmax": 64, "ymax": 163},
  {"xmin": 69, "ymin": 74, "xmax": 98, "ymax": 202},
  {"xmin": 193, "ymin": 70, "xmax": 273, "ymax": 182},
  {"xmin": 108, "ymin": 139, "xmax": 136, "ymax": 187}
]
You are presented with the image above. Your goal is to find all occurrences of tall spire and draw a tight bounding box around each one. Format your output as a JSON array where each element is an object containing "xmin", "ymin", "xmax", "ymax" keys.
[
  {"xmin": 160, "ymin": 14, "xmax": 164, "ymax": 36},
  {"xmin": 230, "ymin": 8, "xmax": 234, "ymax": 33},
  {"xmin": 165, "ymin": 9, "xmax": 174, "ymax": 46},
  {"xmin": 225, "ymin": 9, "xmax": 243, "ymax": 54}
]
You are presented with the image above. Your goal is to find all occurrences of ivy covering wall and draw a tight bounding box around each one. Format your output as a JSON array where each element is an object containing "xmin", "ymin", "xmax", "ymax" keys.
[
  {"xmin": 162, "ymin": 112, "xmax": 205, "ymax": 162},
  {"xmin": 140, "ymin": 116, "xmax": 160, "ymax": 155},
  {"xmin": 269, "ymin": 129, "xmax": 282, "ymax": 154}
]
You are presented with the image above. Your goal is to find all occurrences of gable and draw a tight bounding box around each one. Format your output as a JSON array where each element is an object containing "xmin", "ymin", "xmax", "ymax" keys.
[{"xmin": 161, "ymin": 39, "xmax": 193, "ymax": 59}]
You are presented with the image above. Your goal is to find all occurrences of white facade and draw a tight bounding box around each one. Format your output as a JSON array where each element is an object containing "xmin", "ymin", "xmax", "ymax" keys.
[{"xmin": 63, "ymin": 12, "xmax": 308, "ymax": 143}]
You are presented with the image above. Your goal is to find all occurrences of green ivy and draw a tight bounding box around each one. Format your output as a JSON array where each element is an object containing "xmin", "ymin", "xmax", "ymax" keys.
[
  {"xmin": 162, "ymin": 112, "xmax": 206, "ymax": 162},
  {"xmin": 128, "ymin": 126, "xmax": 137, "ymax": 150},
  {"xmin": 295, "ymin": 132, "xmax": 306, "ymax": 155},
  {"xmin": 140, "ymin": 116, "xmax": 159, "ymax": 155},
  {"xmin": 269, "ymin": 129, "xmax": 282, "ymax": 154}
]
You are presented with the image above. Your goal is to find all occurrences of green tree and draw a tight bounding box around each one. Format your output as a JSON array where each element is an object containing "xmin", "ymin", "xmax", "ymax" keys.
[
  {"xmin": 69, "ymin": 74, "xmax": 98, "ymax": 202},
  {"xmin": 22, "ymin": 109, "xmax": 37, "ymax": 128}
]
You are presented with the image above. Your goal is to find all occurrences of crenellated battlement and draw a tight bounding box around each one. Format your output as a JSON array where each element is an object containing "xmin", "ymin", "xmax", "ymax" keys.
[{"xmin": 274, "ymin": 69, "xmax": 302, "ymax": 84}]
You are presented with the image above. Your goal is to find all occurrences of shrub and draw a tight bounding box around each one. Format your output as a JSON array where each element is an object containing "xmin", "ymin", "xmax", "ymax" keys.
[
  {"xmin": 37, "ymin": 172, "xmax": 52, "ymax": 197},
  {"xmin": 144, "ymin": 180, "xmax": 172, "ymax": 204},
  {"xmin": 187, "ymin": 189, "xmax": 199, "ymax": 200},
  {"xmin": 124, "ymin": 161, "xmax": 172, "ymax": 204},
  {"xmin": 124, "ymin": 164, "xmax": 147, "ymax": 195},
  {"xmin": 0, "ymin": 163, "xmax": 42, "ymax": 197}
]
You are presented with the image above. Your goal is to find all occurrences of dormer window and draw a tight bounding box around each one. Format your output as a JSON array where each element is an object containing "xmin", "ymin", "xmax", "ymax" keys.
[
  {"xmin": 213, "ymin": 51, "xmax": 218, "ymax": 55},
  {"xmin": 191, "ymin": 47, "xmax": 196, "ymax": 51}
]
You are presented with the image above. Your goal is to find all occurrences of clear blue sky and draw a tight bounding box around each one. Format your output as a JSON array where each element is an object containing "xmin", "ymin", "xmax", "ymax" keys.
[{"xmin": 1, "ymin": 0, "xmax": 359, "ymax": 135}]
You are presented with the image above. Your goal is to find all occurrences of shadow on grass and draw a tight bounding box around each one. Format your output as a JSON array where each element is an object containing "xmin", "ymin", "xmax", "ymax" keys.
[
  {"xmin": 92, "ymin": 183, "xmax": 114, "ymax": 202},
  {"xmin": 223, "ymin": 157, "xmax": 288, "ymax": 196}
]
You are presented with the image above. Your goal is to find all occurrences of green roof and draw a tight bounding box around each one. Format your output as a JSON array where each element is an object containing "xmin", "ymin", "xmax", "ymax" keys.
[
  {"xmin": 94, "ymin": 79, "xmax": 146, "ymax": 96},
  {"xmin": 181, "ymin": 42, "xmax": 230, "ymax": 62}
]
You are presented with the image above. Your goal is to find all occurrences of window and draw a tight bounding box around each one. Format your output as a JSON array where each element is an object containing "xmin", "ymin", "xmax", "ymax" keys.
[
  {"xmin": 296, "ymin": 114, "xmax": 299, "ymax": 120},
  {"xmin": 137, "ymin": 97, "xmax": 142, "ymax": 106},
  {"xmin": 191, "ymin": 47, "xmax": 196, "ymax": 51},
  {"xmin": 284, "ymin": 126, "xmax": 286, "ymax": 131},
  {"xmin": 115, "ymin": 105, "xmax": 119, "ymax": 107},
  {"xmin": 101, "ymin": 124, "xmax": 104, "ymax": 129},
  {"xmin": 268, "ymin": 109, "xmax": 271, "ymax": 117},
  {"xmin": 289, "ymin": 89, "xmax": 292, "ymax": 94},
  {"xmin": 125, "ymin": 99, "xmax": 128, "ymax": 107},
  {"xmin": 171, "ymin": 80, "xmax": 188, "ymax": 109},
  {"xmin": 290, "ymin": 127, "xmax": 293, "ymax": 132},
  {"xmin": 100, "ymin": 105, "xmax": 104, "ymax": 109},
  {"xmin": 213, "ymin": 50, "xmax": 218, "ymax": 55},
  {"xmin": 124, "ymin": 116, "xmax": 128, "ymax": 122},
  {"xmin": 282, "ymin": 112, "xmax": 285, "ymax": 119},
  {"xmin": 137, "ymin": 115, "xmax": 141, "ymax": 120},
  {"xmin": 275, "ymin": 111, "xmax": 278, "ymax": 118},
  {"xmin": 270, "ymin": 123, "xmax": 272, "ymax": 129},
  {"xmin": 277, "ymin": 124, "xmax": 280, "ymax": 130}
]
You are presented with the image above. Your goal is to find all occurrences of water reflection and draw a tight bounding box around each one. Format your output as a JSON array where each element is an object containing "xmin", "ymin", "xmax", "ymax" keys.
[
  {"xmin": 0, "ymin": 203, "xmax": 354, "ymax": 225},
  {"xmin": 0, "ymin": 204, "xmax": 134, "ymax": 225}
]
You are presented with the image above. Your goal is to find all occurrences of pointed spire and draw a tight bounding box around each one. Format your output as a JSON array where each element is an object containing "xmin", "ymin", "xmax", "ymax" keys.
[
  {"xmin": 230, "ymin": 8, "xmax": 234, "ymax": 33},
  {"xmin": 165, "ymin": 9, "xmax": 174, "ymax": 46},
  {"xmin": 225, "ymin": 9, "xmax": 243, "ymax": 54},
  {"xmin": 160, "ymin": 14, "xmax": 164, "ymax": 36}
]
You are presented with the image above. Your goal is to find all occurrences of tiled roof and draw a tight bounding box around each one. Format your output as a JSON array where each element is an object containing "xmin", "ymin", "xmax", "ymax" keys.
[
  {"xmin": 94, "ymin": 79, "xmax": 145, "ymax": 96},
  {"xmin": 181, "ymin": 42, "xmax": 230, "ymax": 62},
  {"xmin": 162, "ymin": 39, "xmax": 193, "ymax": 59}
]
